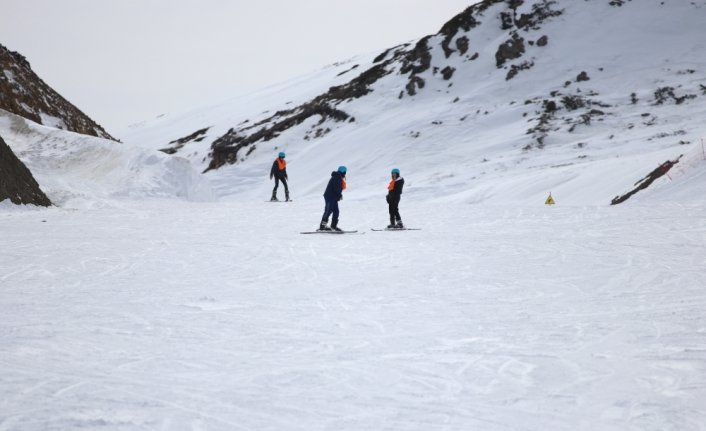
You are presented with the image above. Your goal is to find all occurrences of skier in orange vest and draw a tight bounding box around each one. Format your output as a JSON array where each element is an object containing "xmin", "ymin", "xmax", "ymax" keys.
[
  {"xmin": 270, "ymin": 152, "xmax": 289, "ymax": 201},
  {"xmin": 386, "ymin": 168, "xmax": 404, "ymax": 228}
]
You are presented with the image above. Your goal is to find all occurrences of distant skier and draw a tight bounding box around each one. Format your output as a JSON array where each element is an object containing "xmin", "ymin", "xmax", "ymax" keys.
[
  {"xmin": 386, "ymin": 168, "xmax": 404, "ymax": 228},
  {"xmin": 270, "ymin": 152, "xmax": 289, "ymax": 201},
  {"xmin": 319, "ymin": 165, "xmax": 347, "ymax": 231}
]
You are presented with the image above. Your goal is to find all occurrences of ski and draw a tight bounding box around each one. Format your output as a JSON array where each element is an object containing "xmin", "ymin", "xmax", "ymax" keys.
[
  {"xmin": 300, "ymin": 230, "xmax": 359, "ymax": 235},
  {"xmin": 371, "ymin": 228, "xmax": 421, "ymax": 231},
  {"xmin": 266, "ymin": 200, "xmax": 293, "ymax": 203}
]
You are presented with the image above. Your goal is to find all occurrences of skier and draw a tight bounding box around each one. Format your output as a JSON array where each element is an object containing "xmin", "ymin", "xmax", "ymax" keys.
[
  {"xmin": 386, "ymin": 168, "xmax": 404, "ymax": 229},
  {"xmin": 319, "ymin": 165, "xmax": 347, "ymax": 231},
  {"xmin": 269, "ymin": 151, "xmax": 289, "ymax": 201}
]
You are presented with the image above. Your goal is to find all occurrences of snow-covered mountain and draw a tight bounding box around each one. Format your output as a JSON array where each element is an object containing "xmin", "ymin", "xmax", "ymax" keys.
[
  {"xmin": 122, "ymin": 0, "xmax": 706, "ymax": 206},
  {"xmin": 0, "ymin": 43, "xmax": 114, "ymax": 140}
]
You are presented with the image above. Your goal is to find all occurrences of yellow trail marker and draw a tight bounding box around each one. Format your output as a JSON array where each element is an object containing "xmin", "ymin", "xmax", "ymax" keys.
[{"xmin": 545, "ymin": 193, "xmax": 555, "ymax": 205}]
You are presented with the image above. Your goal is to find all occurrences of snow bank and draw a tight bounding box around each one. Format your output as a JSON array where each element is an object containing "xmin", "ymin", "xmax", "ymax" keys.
[{"xmin": 0, "ymin": 110, "xmax": 215, "ymax": 208}]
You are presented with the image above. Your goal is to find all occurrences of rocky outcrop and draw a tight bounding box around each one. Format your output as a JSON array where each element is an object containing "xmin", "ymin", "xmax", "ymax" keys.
[
  {"xmin": 611, "ymin": 156, "xmax": 682, "ymax": 205},
  {"xmin": 207, "ymin": 103, "xmax": 352, "ymax": 170},
  {"xmin": 0, "ymin": 134, "xmax": 51, "ymax": 206},
  {"xmin": 160, "ymin": 127, "xmax": 210, "ymax": 154},
  {"xmin": 496, "ymin": 33, "xmax": 526, "ymax": 67},
  {"xmin": 0, "ymin": 44, "xmax": 114, "ymax": 140}
]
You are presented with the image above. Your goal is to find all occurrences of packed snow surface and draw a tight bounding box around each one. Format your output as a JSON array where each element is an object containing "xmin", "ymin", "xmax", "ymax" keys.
[{"xmin": 1, "ymin": 199, "xmax": 705, "ymax": 430}]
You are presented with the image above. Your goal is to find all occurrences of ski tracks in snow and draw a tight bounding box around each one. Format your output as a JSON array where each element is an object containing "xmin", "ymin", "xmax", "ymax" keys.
[{"xmin": 1, "ymin": 201, "xmax": 705, "ymax": 430}]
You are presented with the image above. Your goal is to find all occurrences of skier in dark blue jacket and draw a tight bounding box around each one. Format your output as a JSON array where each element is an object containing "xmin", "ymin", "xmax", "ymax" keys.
[{"xmin": 319, "ymin": 166, "xmax": 347, "ymax": 231}]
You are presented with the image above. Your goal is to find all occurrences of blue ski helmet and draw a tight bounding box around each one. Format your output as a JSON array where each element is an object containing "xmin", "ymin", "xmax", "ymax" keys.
[
  {"xmin": 338, "ymin": 165, "xmax": 347, "ymax": 174},
  {"xmin": 278, "ymin": 151, "xmax": 286, "ymax": 158},
  {"xmin": 391, "ymin": 168, "xmax": 400, "ymax": 175}
]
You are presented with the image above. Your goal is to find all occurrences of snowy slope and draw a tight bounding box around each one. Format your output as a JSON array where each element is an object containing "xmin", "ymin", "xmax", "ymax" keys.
[
  {"xmin": 2, "ymin": 199, "xmax": 705, "ymax": 430},
  {"xmin": 2, "ymin": 1, "xmax": 706, "ymax": 430},
  {"xmin": 0, "ymin": 109, "xmax": 214, "ymax": 207},
  {"xmin": 121, "ymin": 0, "xmax": 706, "ymax": 206}
]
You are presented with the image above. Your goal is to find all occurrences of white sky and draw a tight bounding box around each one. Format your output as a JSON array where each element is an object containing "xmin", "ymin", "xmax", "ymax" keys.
[{"xmin": 1, "ymin": 0, "xmax": 473, "ymax": 134}]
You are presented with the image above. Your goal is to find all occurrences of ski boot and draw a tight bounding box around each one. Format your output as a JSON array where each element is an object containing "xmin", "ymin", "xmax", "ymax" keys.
[
  {"xmin": 331, "ymin": 220, "xmax": 342, "ymax": 232},
  {"xmin": 395, "ymin": 220, "xmax": 404, "ymax": 229},
  {"xmin": 285, "ymin": 192, "xmax": 290, "ymax": 202},
  {"xmin": 270, "ymin": 192, "xmax": 278, "ymax": 202},
  {"xmin": 319, "ymin": 221, "xmax": 332, "ymax": 231}
]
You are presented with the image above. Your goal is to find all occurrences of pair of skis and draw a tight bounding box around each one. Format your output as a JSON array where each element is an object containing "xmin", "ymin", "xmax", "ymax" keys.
[
  {"xmin": 269, "ymin": 200, "xmax": 419, "ymax": 234},
  {"xmin": 300, "ymin": 227, "xmax": 421, "ymax": 235}
]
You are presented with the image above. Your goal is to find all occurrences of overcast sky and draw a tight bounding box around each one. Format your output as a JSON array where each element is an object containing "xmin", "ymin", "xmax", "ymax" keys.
[{"xmin": 1, "ymin": 1, "xmax": 473, "ymax": 133}]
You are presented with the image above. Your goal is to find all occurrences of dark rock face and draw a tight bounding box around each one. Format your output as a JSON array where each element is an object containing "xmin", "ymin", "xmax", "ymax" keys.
[
  {"xmin": 441, "ymin": 66, "xmax": 456, "ymax": 81},
  {"xmin": 208, "ymin": 102, "xmax": 351, "ymax": 170},
  {"xmin": 611, "ymin": 156, "xmax": 681, "ymax": 205},
  {"xmin": 0, "ymin": 44, "xmax": 114, "ymax": 140},
  {"xmin": 537, "ymin": 35, "xmax": 549, "ymax": 46},
  {"xmin": 506, "ymin": 61, "xmax": 534, "ymax": 80},
  {"xmin": 653, "ymin": 87, "xmax": 697, "ymax": 105},
  {"xmin": 515, "ymin": 1, "xmax": 563, "ymax": 30},
  {"xmin": 405, "ymin": 76, "xmax": 426, "ymax": 96},
  {"xmin": 455, "ymin": 36, "xmax": 470, "ymax": 55},
  {"xmin": 496, "ymin": 33, "xmax": 526, "ymax": 67},
  {"xmin": 400, "ymin": 36, "xmax": 433, "ymax": 76},
  {"xmin": 160, "ymin": 127, "xmax": 210, "ymax": 154},
  {"xmin": 0, "ymin": 134, "xmax": 51, "ymax": 206},
  {"xmin": 500, "ymin": 11, "xmax": 515, "ymax": 30},
  {"xmin": 440, "ymin": 8, "xmax": 480, "ymax": 57}
]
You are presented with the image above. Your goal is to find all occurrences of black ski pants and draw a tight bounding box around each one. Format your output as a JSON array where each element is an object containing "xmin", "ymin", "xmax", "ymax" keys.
[
  {"xmin": 322, "ymin": 198, "xmax": 340, "ymax": 227},
  {"xmin": 388, "ymin": 199, "xmax": 401, "ymax": 224},
  {"xmin": 272, "ymin": 175, "xmax": 289, "ymax": 197}
]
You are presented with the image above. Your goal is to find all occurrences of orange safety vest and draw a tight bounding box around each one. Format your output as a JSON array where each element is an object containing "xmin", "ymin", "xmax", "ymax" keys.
[
  {"xmin": 276, "ymin": 158, "xmax": 286, "ymax": 171},
  {"xmin": 387, "ymin": 180, "xmax": 395, "ymax": 192}
]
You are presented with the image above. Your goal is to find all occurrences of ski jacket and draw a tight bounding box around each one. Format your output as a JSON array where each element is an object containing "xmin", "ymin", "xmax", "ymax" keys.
[
  {"xmin": 323, "ymin": 171, "xmax": 346, "ymax": 201},
  {"xmin": 270, "ymin": 158, "xmax": 287, "ymax": 179},
  {"xmin": 387, "ymin": 176, "xmax": 404, "ymax": 203}
]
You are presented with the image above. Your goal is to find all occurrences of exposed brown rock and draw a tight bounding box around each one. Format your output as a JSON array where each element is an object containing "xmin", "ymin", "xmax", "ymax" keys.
[
  {"xmin": 0, "ymin": 44, "xmax": 115, "ymax": 140},
  {"xmin": 611, "ymin": 156, "xmax": 681, "ymax": 205},
  {"xmin": 0, "ymin": 134, "xmax": 51, "ymax": 206},
  {"xmin": 405, "ymin": 76, "xmax": 426, "ymax": 96},
  {"xmin": 496, "ymin": 33, "xmax": 526, "ymax": 67},
  {"xmin": 160, "ymin": 127, "xmax": 210, "ymax": 154},
  {"xmin": 455, "ymin": 36, "xmax": 470, "ymax": 55},
  {"xmin": 441, "ymin": 66, "xmax": 456, "ymax": 81}
]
